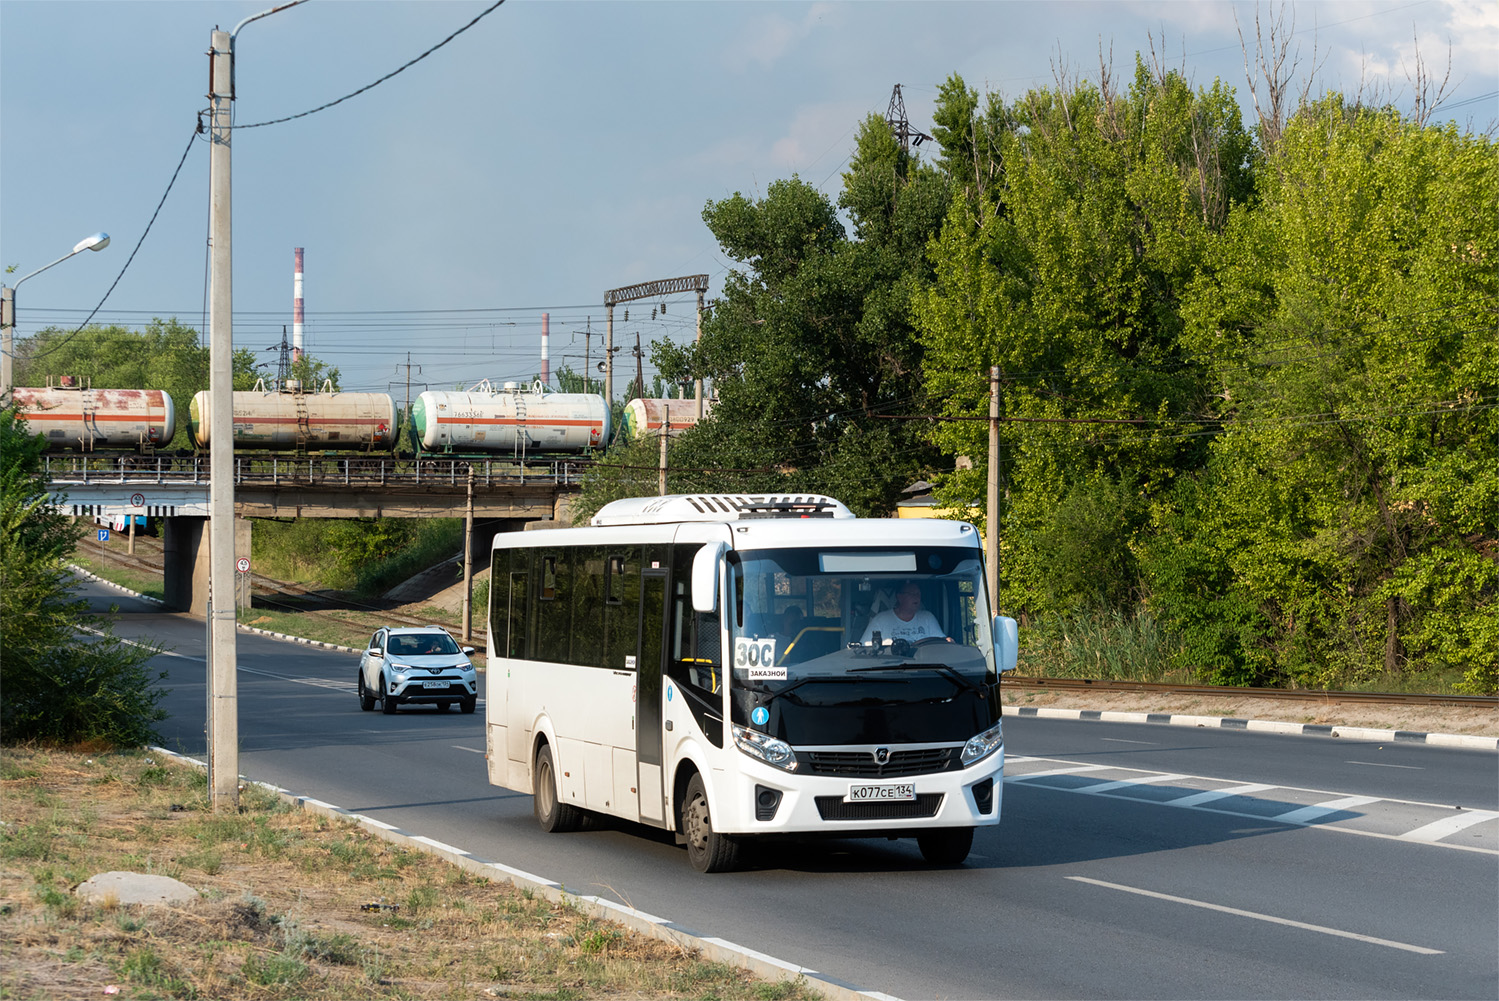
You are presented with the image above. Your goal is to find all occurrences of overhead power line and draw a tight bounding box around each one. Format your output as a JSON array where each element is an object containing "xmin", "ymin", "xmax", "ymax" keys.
[{"xmin": 236, "ymin": 0, "xmax": 507, "ymax": 129}]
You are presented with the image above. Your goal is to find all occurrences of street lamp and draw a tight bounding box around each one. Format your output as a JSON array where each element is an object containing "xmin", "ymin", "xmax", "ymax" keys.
[{"xmin": 1, "ymin": 232, "xmax": 111, "ymax": 395}]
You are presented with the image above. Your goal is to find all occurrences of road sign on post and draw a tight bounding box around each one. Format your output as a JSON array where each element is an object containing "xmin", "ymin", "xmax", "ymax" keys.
[
  {"xmin": 130, "ymin": 492, "xmax": 146, "ymax": 509},
  {"xmin": 236, "ymin": 558, "xmax": 250, "ymax": 573},
  {"xmin": 98, "ymin": 528, "xmax": 110, "ymax": 542}
]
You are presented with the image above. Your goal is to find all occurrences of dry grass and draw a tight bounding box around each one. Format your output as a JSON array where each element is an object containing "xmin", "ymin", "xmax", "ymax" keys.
[{"xmin": 0, "ymin": 747, "xmax": 819, "ymax": 1001}]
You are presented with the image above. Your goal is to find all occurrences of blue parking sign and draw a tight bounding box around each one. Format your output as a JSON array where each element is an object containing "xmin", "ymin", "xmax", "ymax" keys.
[{"xmin": 98, "ymin": 529, "xmax": 110, "ymax": 542}]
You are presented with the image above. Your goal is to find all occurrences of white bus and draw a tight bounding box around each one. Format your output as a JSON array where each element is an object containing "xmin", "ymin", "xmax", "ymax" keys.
[{"xmin": 484, "ymin": 494, "xmax": 1019, "ymax": 872}]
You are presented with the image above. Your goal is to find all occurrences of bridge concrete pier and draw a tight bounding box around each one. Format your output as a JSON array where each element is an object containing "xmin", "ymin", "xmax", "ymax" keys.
[{"xmin": 163, "ymin": 516, "xmax": 251, "ymax": 615}]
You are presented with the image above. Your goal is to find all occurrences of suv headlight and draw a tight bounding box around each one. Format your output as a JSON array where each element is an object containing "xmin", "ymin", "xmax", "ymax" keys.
[
  {"xmin": 961, "ymin": 721, "xmax": 1004, "ymax": 766},
  {"xmin": 732, "ymin": 725, "xmax": 798, "ymax": 772}
]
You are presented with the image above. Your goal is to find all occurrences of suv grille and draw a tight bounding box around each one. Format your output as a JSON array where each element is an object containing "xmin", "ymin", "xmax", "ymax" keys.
[{"xmin": 802, "ymin": 747, "xmax": 958, "ymax": 778}]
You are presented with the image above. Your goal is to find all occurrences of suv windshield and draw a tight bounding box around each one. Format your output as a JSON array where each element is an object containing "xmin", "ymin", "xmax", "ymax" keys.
[
  {"xmin": 726, "ymin": 546, "xmax": 997, "ymax": 743},
  {"xmin": 388, "ymin": 633, "xmax": 460, "ymax": 657}
]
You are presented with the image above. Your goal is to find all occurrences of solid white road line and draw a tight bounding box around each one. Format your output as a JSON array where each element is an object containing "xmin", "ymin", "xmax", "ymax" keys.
[
  {"xmin": 1006, "ymin": 764, "xmax": 1112, "ymax": 780},
  {"xmin": 1065, "ymin": 876, "xmax": 1444, "ymax": 955},
  {"xmin": 1079, "ymin": 773, "xmax": 1189, "ymax": 794},
  {"xmin": 1164, "ymin": 783, "xmax": 1278, "ymax": 807}
]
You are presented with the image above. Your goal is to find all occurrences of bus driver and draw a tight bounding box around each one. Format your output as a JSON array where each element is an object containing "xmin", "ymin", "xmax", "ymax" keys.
[{"xmin": 860, "ymin": 581, "xmax": 950, "ymax": 645}]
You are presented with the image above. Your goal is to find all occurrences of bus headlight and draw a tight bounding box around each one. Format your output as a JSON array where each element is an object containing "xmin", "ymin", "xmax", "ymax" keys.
[
  {"xmin": 732, "ymin": 725, "xmax": 798, "ymax": 772},
  {"xmin": 961, "ymin": 721, "xmax": 1004, "ymax": 766}
]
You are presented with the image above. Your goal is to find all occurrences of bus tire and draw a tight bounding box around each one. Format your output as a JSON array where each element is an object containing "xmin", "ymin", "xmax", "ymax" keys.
[
  {"xmin": 917, "ymin": 827, "xmax": 973, "ymax": 866},
  {"xmin": 682, "ymin": 773, "xmax": 740, "ymax": 873},
  {"xmin": 534, "ymin": 744, "xmax": 582, "ymax": 833}
]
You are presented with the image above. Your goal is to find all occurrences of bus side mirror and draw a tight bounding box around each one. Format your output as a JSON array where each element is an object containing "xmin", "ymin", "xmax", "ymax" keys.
[
  {"xmin": 993, "ymin": 615, "xmax": 1018, "ymax": 673},
  {"xmin": 692, "ymin": 541, "xmax": 727, "ymax": 614}
]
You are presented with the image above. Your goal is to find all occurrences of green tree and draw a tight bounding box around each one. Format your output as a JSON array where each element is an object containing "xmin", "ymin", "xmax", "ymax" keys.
[
  {"xmin": 915, "ymin": 60, "xmax": 1253, "ymax": 616},
  {"xmin": 1150, "ymin": 97, "xmax": 1499, "ymax": 691},
  {"xmin": 652, "ymin": 114, "xmax": 951, "ymax": 515},
  {"xmin": 15, "ymin": 319, "xmax": 261, "ymax": 449},
  {"xmin": 0, "ymin": 405, "xmax": 168, "ymax": 745}
]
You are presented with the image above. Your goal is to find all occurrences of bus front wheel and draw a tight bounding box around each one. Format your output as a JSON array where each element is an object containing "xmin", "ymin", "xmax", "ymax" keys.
[
  {"xmin": 534, "ymin": 744, "xmax": 583, "ymax": 833},
  {"xmin": 682, "ymin": 774, "xmax": 741, "ymax": 873},
  {"xmin": 917, "ymin": 826, "xmax": 974, "ymax": 865}
]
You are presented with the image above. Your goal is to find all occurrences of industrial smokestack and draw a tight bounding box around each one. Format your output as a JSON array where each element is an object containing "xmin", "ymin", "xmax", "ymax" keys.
[
  {"xmin": 292, "ymin": 247, "xmax": 305, "ymax": 362},
  {"xmin": 540, "ymin": 312, "xmax": 550, "ymax": 387}
]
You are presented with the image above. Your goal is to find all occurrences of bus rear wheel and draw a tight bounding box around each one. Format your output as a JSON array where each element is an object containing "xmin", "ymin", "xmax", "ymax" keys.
[
  {"xmin": 534, "ymin": 745, "xmax": 583, "ymax": 833},
  {"xmin": 917, "ymin": 827, "xmax": 974, "ymax": 866},
  {"xmin": 682, "ymin": 774, "xmax": 740, "ymax": 873}
]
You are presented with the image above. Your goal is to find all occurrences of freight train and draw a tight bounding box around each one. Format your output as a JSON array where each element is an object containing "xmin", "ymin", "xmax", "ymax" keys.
[
  {"xmin": 13, "ymin": 378, "xmax": 701, "ymax": 457},
  {"xmin": 11, "ymin": 379, "xmax": 175, "ymax": 451}
]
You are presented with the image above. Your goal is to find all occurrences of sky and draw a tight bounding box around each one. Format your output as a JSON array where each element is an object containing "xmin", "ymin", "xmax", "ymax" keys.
[{"xmin": 2, "ymin": 0, "xmax": 1495, "ymax": 401}]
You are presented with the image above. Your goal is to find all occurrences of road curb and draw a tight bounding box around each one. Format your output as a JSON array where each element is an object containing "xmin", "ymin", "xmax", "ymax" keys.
[
  {"xmin": 70, "ymin": 565, "xmax": 166, "ymax": 604},
  {"xmin": 147, "ymin": 746, "xmax": 893, "ymax": 1001},
  {"xmin": 1005, "ymin": 705, "xmax": 1499, "ymax": 751}
]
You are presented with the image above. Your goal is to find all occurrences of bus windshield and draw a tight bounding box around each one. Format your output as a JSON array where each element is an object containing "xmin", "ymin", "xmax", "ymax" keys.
[{"xmin": 726, "ymin": 546, "xmax": 996, "ymax": 742}]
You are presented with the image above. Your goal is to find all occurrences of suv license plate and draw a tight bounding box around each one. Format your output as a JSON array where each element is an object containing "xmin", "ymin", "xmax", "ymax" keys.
[
  {"xmin": 845, "ymin": 782, "xmax": 916, "ymax": 803},
  {"xmin": 422, "ymin": 680, "xmax": 448, "ymax": 689}
]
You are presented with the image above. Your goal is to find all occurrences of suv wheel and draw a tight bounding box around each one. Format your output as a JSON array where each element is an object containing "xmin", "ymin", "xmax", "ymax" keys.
[{"xmin": 381, "ymin": 676, "xmax": 399, "ymax": 715}]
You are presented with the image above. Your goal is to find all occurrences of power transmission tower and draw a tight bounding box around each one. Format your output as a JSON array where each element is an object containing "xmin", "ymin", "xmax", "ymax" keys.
[
  {"xmin": 885, "ymin": 83, "xmax": 933, "ymax": 153},
  {"xmin": 274, "ymin": 326, "xmax": 291, "ymax": 389}
]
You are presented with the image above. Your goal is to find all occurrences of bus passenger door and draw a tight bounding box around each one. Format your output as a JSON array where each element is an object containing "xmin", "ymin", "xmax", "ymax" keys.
[{"xmin": 634, "ymin": 570, "xmax": 668, "ymax": 824}]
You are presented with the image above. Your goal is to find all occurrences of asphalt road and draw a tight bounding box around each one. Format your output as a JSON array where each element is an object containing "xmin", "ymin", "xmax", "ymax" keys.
[{"xmin": 89, "ymin": 582, "xmax": 1499, "ymax": 1001}]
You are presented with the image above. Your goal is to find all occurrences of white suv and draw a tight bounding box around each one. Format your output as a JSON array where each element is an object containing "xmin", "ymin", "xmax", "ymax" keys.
[{"xmin": 359, "ymin": 626, "xmax": 478, "ymax": 715}]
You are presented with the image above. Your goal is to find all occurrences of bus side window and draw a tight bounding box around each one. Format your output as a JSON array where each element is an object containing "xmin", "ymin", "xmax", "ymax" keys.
[{"xmin": 669, "ymin": 547, "xmax": 721, "ymax": 697}]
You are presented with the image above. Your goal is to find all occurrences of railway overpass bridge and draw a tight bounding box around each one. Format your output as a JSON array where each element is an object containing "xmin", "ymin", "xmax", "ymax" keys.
[{"xmin": 42, "ymin": 454, "xmax": 584, "ymax": 615}]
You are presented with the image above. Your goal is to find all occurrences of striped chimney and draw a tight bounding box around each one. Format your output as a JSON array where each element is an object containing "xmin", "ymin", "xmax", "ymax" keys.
[
  {"xmin": 292, "ymin": 247, "xmax": 305, "ymax": 362},
  {"xmin": 540, "ymin": 312, "xmax": 550, "ymax": 387}
]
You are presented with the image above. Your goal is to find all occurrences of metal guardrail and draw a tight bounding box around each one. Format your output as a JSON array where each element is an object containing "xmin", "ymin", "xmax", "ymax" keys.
[{"xmin": 41, "ymin": 454, "xmax": 587, "ymax": 489}]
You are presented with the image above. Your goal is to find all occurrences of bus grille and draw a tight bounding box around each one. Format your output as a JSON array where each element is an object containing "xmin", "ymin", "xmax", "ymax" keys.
[
  {"xmin": 814, "ymin": 794, "xmax": 944, "ymax": 821},
  {"xmin": 802, "ymin": 747, "xmax": 958, "ymax": 778}
]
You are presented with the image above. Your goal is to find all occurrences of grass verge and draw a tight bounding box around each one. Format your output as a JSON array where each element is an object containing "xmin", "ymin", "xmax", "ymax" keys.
[
  {"xmin": 71, "ymin": 555, "xmax": 165, "ymax": 604},
  {"xmin": 0, "ymin": 747, "xmax": 820, "ymax": 1000}
]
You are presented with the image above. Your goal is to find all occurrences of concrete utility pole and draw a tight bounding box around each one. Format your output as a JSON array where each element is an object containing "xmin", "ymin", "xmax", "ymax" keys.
[
  {"xmin": 658, "ymin": 402, "xmax": 669, "ymax": 495},
  {"xmin": 207, "ymin": 27, "xmax": 240, "ymax": 810},
  {"xmin": 204, "ymin": 0, "xmax": 308, "ymax": 811},
  {"xmin": 695, "ymin": 289, "xmax": 705, "ymax": 419},
  {"xmin": 986, "ymin": 366, "xmax": 1001, "ymax": 608},
  {"xmin": 462, "ymin": 465, "xmax": 475, "ymax": 642}
]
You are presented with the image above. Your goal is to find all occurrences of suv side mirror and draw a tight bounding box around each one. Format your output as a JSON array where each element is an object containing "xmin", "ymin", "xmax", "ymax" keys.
[
  {"xmin": 993, "ymin": 615, "xmax": 1018, "ymax": 673},
  {"xmin": 462, "ymin": 646, "xmax": 476, "ymax": 656}
]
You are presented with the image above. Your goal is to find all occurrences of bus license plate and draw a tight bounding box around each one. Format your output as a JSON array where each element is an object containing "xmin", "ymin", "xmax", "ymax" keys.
[
  {"xmin": 845, "ymin": 782, "xmax": 916, "ymax": 803},
  {"xmin": 422, "ymin": 680, "xmax": 448, "ymax": 689}
]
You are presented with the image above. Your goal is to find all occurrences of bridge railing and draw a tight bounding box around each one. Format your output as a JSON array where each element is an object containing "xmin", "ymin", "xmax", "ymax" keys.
[{"xmin": 41, "ymin": 454, "xmax": 588, "ymax": 488}]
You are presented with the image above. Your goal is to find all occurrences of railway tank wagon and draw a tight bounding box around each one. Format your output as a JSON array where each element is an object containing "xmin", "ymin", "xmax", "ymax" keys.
[
  {"xmin": 12, "ymin": 382, "xmax": 176, "ymax": 451},
  {"xmin": 410, "ymin": 381, "xmax": 609, "ymax": 455},
  {"xmin": 190, "ymin": 388, "xmax": 396, "ymax": 450},
  {"xmin": 620, "ymin": 397, "xmax": 713, "ymax": 441}
]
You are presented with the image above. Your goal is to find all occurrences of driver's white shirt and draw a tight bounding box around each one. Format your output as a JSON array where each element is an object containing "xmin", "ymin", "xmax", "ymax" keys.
[{"xmin": 860, "ymin": 609, "xmax": 944, "ymax": 644}]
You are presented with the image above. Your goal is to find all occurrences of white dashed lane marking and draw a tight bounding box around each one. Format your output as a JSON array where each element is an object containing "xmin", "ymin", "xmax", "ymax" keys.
[{"xmin": 1066, "ymin": 877, "xmax": 1445, "ymax": 955}]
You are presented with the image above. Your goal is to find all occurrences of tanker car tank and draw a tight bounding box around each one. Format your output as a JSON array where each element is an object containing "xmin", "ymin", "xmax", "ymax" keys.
[
  {"xmin": 12, "ymin": 379, "xmax": 176, "ymax": 451},
  {"xmin": 410, "ymin": 380, "xmax": 609, "ymax": 455},
  {"xmin": 620, "ymin": 397, "xmax": 712, "ymax": 440},
  {"xmin": 189, "ymin": 385, "xmax": 396, "ymax": 450}
]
